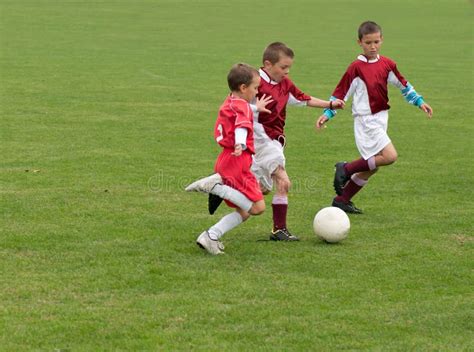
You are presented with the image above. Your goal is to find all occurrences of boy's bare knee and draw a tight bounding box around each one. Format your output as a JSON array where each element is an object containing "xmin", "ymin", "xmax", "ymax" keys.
[
  {"xmin": 250, "ymin": 208, "xmax": 265, "ymax": 216},
  {"xmin": 392, "ymin": 152, "xmax": 398, "ymax": 163},
  {"xmin": 245, "ymin": 192, "xmax": 266, "ymax": 216},
  {"xmin": 378, "ymin": 143, "xmax": 398, "ymax": 166},
  {"xmin": 249, "ymin": 201, "xmax": 265, "ymax": 215},
  {"xmin": 386, "ymin": 152, "xmax": 398, "ymax": 165},
  {"xmin": 378, "ymin": 152, "xmax": 397, "ymax": 166}
]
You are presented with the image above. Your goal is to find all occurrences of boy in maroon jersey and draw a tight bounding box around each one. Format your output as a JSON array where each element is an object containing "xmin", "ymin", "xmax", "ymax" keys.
[
  {"xmin": 250, "ymin": 42, "xmax": 345, "ymax": 241},
  {"xmin": 316, "ymin": 21, "xmax": 433, "ymax": 213},
  {"xmin": 186, "ymin": 63, "xmax": 272, "ymax": 254}
]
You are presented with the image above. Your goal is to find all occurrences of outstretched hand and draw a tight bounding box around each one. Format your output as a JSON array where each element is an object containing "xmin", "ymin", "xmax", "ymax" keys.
[
  {"xmin": 315, "ymin": 115, "xmax": 329, "ymax": 130},
  {"xmin": 420, "ymin": 103, "xmax": 433, "ymax": 118},
  {"xmin": 255, "ymin": 94, "xmax": 274, "ymax": 114},
  {"xmin": 331, "ymin": 99, "xmax": 345, "ymax": 110}
]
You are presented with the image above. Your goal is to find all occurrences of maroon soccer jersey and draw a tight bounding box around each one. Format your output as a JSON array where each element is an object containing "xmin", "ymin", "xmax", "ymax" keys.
[
  {"xmin": 256, "ymin": 69, "xmax": 311, "ymax": 141},
  {"xmin": 332, "ymin": 55, "xmax": 408, "ymax": 116},
  {"xmin": 214, "ymin": 94, "xmax": 255, "ymax": 154}
]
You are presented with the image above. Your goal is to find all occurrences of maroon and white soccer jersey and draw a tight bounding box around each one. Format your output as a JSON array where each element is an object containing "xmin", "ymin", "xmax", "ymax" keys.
[
  {"xmin": 324, "ymin": 54, "xmax": 428, "ymax": 159},
  {"xmin": 331, "ymin": 55, "xmax": 409, "ymax": 117},
  {"xmin": 256, "ymin": 69, "xmax": 311, "ymax": 141},
  {"xmin": 214, "ymin": 95, "xmax": 255, "ymax": 153}
]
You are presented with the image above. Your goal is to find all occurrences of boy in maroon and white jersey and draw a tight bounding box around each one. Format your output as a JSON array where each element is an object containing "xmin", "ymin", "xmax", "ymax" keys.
[
  {"xmin": 251, "ymin": 42, "xmax": 345, "ymax": 241},
  {"xmin": 186, "ymin": 63, "xmax": 272, "ymax": 254},
  {"xmin": 316, "ymin": 21, "xmax": 433, "ymax": 213}
]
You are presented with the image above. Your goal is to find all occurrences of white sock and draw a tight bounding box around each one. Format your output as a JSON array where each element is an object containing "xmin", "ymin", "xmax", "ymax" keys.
[
  {"xmin": 351, "ymin": 174, "xmax": 368, "ymax": 186},
  {"xmin": 211, "ymin": 184, "xmax": 252, "ymax": 212},
  {"xmin": 208, "ymin": 212, "xmax": 243, "ymax": 240}
]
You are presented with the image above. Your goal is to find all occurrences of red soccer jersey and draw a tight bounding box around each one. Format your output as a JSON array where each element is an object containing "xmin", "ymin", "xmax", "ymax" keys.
[
  {"xmin": 214, "ymin": 94, "xmax": 255, "ymax": 154},
  {"xmin": 215, "ymin": 149, "xmax": 263, "ymax": 205},
  {"xmin": 332, "ymin": 55, "xmax": 408, "ymax": 116},
  {"xmin": 256, "ymin": 69, "xmax": 311, "ymax": 141}
]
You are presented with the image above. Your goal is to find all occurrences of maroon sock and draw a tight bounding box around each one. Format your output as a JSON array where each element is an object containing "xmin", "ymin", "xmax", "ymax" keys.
[
  {"xmin": 335, "ymin": 180, "xmax": 363, "ymax": 203},
  {"xmin": 344, "ymin": 158, "xmax": 370, "ymax": 176},
  {"xmin": 272, "ymin": 203, "xmax": 287, "ymax": 230}
]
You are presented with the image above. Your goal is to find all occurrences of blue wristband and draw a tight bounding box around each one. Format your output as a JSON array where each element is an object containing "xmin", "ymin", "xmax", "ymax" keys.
[
  {"xmin": 323, "ymin": 109, "xmax": 335, "ymax": 119},
  {"xmin": 414, "ymin": 96, "xmax": 425, "ymax": 107}
]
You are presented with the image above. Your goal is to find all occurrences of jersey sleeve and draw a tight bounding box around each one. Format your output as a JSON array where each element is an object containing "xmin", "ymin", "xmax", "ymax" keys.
[
  {"xmin": 324, "ymin": 64, "xmax": 358, "ymax": 119},
  {"xmin": 287, "ymin": 80, "xmax": 311, "ymax": 106},
  {"xmin": 332, "ymin": 68, "xmax": 357, "ymax": 101},
  {"xmin": 387, "ymin": 61, "xmax": 425, "ymax": 107}
]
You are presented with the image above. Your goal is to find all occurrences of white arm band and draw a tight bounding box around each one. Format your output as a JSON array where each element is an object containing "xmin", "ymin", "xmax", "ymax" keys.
[
  {"xmin": 287, "ymin": 93, "xmax": 307, "ymax": 107},
  {"xmin": 234, "ymin": 128, "xmax": 248, "ymax": 149}
]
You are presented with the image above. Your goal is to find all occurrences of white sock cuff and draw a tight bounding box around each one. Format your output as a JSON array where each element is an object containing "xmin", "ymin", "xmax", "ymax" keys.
[
  {"xmin": 272, "ymin": 195, "xmax": 288, "ymax": 205},
  {"xmin": 368, "ymin": 156, "xmax": 377, "ymax": 171},
  {"xmin": 351, "ymin": 174, "xmax": 368, "ymax": 186}
]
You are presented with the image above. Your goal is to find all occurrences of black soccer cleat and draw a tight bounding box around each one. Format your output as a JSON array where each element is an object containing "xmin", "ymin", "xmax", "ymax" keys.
[
  {"xmin": 269, "ymin": 228, "xmax": 300, "ymax": 241},
  {"xmin": 333, "ymin": 162, "xmax": 349, "ymax": 196},
  {"xmin": 332, "ymin": 198, "xmax": 363, "ymax": 214},
  {"xmin": 208, "ymin": 193, "xmax": 224, "ymax": 215}
]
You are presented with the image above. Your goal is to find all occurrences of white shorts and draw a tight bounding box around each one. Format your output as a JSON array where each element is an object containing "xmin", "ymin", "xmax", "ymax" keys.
[
  {"xmin": 354, "ymin": 110, "xmax": 391, "ymax": 160},
  {"xmin": 251, "ymin": 136, "xmax": 285, "ymax": 192}
]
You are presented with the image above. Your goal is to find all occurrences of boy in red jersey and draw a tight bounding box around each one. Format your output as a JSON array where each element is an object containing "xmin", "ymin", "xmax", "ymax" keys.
[
  {"xmin": 316, "ymin": 21, "xmax": 433, "ymax": 213},
  {"xmin": 186, "ymin": 63, "xmax": 272, "ymax": 254}
]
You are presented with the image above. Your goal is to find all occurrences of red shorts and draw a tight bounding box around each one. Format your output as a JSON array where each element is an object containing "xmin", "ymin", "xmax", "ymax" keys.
[{"xmin": 214, "ymin": 149, "xmax": 263, "ymax": 208}]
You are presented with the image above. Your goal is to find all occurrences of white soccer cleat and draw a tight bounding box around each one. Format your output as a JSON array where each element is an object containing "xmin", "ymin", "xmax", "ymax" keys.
[
  {"xmin": 185, "ymin": 173, "xmax": 222, "ymax": 193},
  {"xmin": 196, "ymin": 231, "xmax": 224, "ymax": 255},
  {"xmin": 217, "ymin": 241, "xmax": 225, "ymax": 251}
]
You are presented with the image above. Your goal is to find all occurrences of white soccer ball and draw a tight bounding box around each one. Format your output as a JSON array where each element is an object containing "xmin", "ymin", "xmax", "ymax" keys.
[{"xmin": 313, "ymin": 207, "xmax": 350, "ymax": 243}]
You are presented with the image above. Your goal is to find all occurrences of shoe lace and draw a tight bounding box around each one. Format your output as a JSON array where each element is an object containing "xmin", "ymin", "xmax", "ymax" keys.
[
  {"xmin": 282, "ymin": 228, "xmax": 297, "ymax": 238},
  {"xmin": 217, "ymin": 240, "xmax": 225, "ymax": 251},
  {"xmin": 273, "ymin": 228, "xmax": 295, "ymax": 239}
]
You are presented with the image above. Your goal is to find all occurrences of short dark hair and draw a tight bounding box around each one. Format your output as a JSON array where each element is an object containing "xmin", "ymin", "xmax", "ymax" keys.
[
  {"xmin": 262, "ymin": 42, "xmax": 294, "ymax": 64},
  {"xmin": 358, "ymin": 21, "xmax": 382, "ymax": 40},
  {"xmin": 227, "ymin": 63, "xmax": 258, "ymax": 92}
]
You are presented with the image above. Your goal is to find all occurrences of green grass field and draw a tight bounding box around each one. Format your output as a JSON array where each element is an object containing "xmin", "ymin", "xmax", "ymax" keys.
[{"xmin": 1, "ymin": 0, "xmax": 473, "ymax": 350}]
